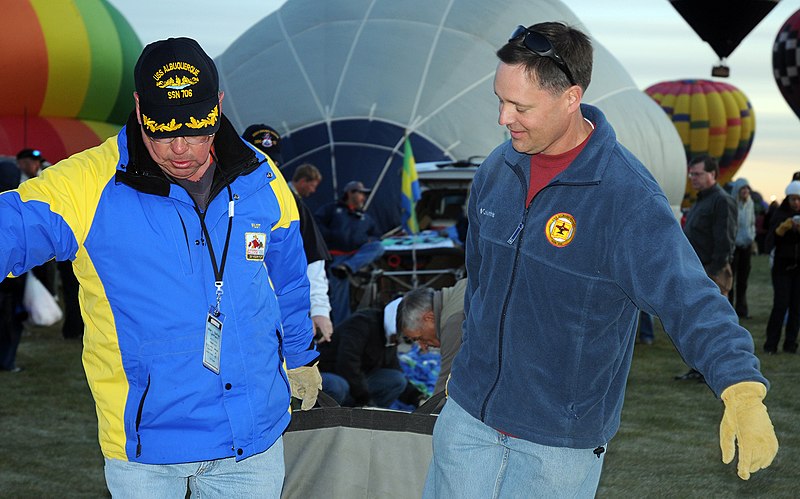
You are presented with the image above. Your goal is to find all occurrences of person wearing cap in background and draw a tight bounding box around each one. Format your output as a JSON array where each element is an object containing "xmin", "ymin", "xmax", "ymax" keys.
[
  {"xmin": 424, "ymin": 22, "xmax": 777, "ymax": 497},
  {"xmin": 763, "ymin": 179, "xmax": 800, "ymax": 355},
  {"xmin": 242, "ymin": 123, "xmax": 283, "ymax": 165},
  {"xmin": 243, "ymin": 126, "xmax": 334, "ymax": 343},
  {"xmin": 315, "ymin": 180, "xmax": 385, "ymax": 324},
  {"xmin": 16, "ymin": 148, "xmax": 45, "ymax": 180},
  {"xmin": 0, "ymin": 37, "xmax": 321, "ymax": 496},
  {"xmin": 315, "ymin": 298, "xmax": 411, "ymax": 408}
]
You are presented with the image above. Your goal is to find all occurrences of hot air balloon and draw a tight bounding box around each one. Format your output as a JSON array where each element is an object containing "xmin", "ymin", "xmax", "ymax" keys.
[
  {"xmin": 217, "ymin": 0, "xmax": 686, "ymax": 230},
  {"xmin": 645, "ymin": 79, "xmax": 755, "ymax": 204},
  {"xmin": 0, "ymin": 0, "xmax": 141, "ymax": 163},
  {"xmin": 773, "ymin": 8, "xmax": 800, "ymax": 121},
  {"xmin": 670, "ymin": 0, "xmax": 779, "ymax": 77}
]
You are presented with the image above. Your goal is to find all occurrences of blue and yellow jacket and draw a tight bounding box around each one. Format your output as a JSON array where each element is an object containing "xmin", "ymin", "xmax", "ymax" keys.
[
  {"xmin": 0, "ymin": 113, "xmax": 317, "ymax": 464},
  {"xmin": 449, "ymin": 104, "xmax": 767, "ymax": 449}
]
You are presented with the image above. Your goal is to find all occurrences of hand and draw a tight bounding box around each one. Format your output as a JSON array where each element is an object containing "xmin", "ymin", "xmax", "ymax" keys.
[
  {"xmin": 312, "ymin": 315, "xmax": 333, "ymax": 343},
  {"xmin": 719, "ymin": 382, "xmax": 779, "ymax": 480},
  {"xmin": 775, "ymin": 218, "xmax": 794, "ymax": 236},
  {"xmin": 286, "ymin": 363, "xmax": 322, "ymax": 411}
]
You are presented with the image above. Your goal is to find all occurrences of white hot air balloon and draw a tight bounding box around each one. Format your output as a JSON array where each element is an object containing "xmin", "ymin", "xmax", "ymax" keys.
[{"xmin": 217, "ymin": 0, "xmax": 686, "ymax": 229}]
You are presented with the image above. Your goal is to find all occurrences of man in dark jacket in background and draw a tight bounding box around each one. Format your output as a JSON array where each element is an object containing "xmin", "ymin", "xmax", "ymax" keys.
[
  {"xmin": 683, "ymin": 155, "xmax": 737, "ymax": 296},
  {"xmin": 676, "ymin": 155, "xmax": 737, "ymax": 381},
  {"xmin": 315, "ymin": 181, "xmax": 385, "ymax": 324},
  {"xmin": 316, "ymin": 301, "xmax": 408, "ymax": 407}
]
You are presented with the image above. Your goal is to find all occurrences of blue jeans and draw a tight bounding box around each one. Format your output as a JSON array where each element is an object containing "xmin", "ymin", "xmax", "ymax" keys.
[
  {"xmin": 638, "ymin": 311, "xmax": 654, "ymax": 343},
  {"xmin": 423, "ymin": 399, "xmax": 606, "ymax": 499},
  {"xmin": 321, "ymin": 369, "xmax": 407, "ymax": 408},
  {"xmin": 104, "ymin": 438, "xmax": 284, "ymax": 498},
  {"xmin": 329, "ymin": 241, "xmax": 385, "ymax": 324},
  {"xmin": 321, "ymin": 372, "xmax": 350, "ymax": 405}
]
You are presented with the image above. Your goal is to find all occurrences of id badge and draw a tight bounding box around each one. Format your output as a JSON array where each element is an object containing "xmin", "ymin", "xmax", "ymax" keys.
[{"xmin": 203, "ymin": 307, "xmax": 224, "ymax": 374}]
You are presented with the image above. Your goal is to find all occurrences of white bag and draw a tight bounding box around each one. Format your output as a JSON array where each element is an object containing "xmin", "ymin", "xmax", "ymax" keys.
[{"xmin": 23, "ymin": 272, "xmax": 63, "ymax": 327}]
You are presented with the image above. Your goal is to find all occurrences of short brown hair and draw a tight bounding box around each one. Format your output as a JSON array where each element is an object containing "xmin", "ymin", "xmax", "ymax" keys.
[
  {"xmin": 292, "ymin": 163, "xmax": 322, "ymax": 183},
  {"xmin": 497, "ymin": 22, "xmax": 592, "ymax": 94}
]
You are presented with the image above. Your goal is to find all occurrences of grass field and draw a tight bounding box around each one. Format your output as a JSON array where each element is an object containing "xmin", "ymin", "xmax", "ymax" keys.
[{"xmin": 1, "ymin": 254, "xmax": 798, "ymax": 498}]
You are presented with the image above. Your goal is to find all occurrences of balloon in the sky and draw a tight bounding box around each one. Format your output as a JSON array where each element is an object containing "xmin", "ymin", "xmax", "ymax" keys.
[
  {"xmin": 645, "ymin": 79, "xmax": 755, "ymax": 203},
  {"xmin": 670, "ymin": 0, "xmax": 779, "ymax": 76},
  {"xmin": 773, "ymin": 8, "xmax": 800, "ymax": 121},
  {"xmin": 0, "ymin": 0, "xmax": 141, "ymax": 162}
]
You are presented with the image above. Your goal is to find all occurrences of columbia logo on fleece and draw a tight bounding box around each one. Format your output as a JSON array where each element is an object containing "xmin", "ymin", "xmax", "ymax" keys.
[{"xmin": 479, "ymin": 207, "xmax": 495, "ymax": 218}]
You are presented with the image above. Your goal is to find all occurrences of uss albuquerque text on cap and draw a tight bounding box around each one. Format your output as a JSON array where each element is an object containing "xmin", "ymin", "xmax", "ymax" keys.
[{"xmin": 134, "ymin": 37, "xmax": 220, "ymax": 138}]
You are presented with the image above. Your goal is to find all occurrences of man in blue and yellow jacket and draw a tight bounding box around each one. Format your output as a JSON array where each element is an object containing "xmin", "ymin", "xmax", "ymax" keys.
[{"xmin": 0, "ymin": 37, "xmax": 319, "ymax": 496}]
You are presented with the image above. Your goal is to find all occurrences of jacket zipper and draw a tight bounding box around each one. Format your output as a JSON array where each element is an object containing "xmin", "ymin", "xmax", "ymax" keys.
[
  {"xmin": 275, "ymin": 330, "xmax": 290, "ymax": 390},
  {"xmin": 479, "ymin": 178, "xmax": 587, "ymax": 420},
  {"xmin": 135, "ymin": 375, "xmax": 151, "ymax": 457},
  {"xmin": 480, "ymin": 205, "xmax": 529, "ymax": 420}
]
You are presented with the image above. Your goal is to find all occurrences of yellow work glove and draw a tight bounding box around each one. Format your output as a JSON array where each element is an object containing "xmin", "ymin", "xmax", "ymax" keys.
[
  {"xmin": 286, "ymin": 363, "xmax": 322, "ymax": 411},
  {"xmin": 719, "ymin": 381, "xmax": 779, "ymax": 480},
  {"xmin": 775, "ymin": 217, "xmax": 794, "ymax": 236}
]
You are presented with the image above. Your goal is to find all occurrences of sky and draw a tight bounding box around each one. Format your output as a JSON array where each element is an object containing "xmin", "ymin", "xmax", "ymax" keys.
[{"xmin": 108, "ymin": 0, "xmax": 800, "ymax": 202}]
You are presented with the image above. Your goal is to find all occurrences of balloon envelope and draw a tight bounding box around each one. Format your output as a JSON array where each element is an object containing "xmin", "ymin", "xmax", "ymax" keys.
[
  {"xmin": 773, "ymin": 8, "xmax": 800, "ymax": 121},
  {"xmin": 218, "ymin": 0, "xmax": 687, "ymax": 229},
  {"xmin": 0, "ymin": 0, "xmax": 141, "ymax": 162},
  {"xmin": 645, "ymin": 79, "xmax": 755, "ymax": 204},
  {"xmin": 669, "ymin": 0, "xmax": 779, "ymax": 60}
]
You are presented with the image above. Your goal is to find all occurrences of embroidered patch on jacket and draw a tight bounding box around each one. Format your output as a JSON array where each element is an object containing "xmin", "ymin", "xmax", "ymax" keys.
[
  {"xmin": 245, "ymin": 232, "xmax": 267, "ymax": 261},
  {"xmin": 545, "ymin": 213, "xmax": 576, "ymax": 247}
]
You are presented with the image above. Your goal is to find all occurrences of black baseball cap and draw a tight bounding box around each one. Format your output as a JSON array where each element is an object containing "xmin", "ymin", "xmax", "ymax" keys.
[
  {"xmin": 343, "ymin": 181, "xmax": 371, "ymax": 194},
  {"xmin": 134, "ymin": 37, "xmax": 220, "ymax": 139},
  {"xmin": 242, "ymin": 123, "xmax": 282, "ymax": 163},
  {"xmin": 16, "ymin": 148, "xmax": 45, "ymax": 162}
]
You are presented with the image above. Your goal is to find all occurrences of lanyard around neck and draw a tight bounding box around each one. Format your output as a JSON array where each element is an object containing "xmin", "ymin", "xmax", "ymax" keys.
[{"xmin": 195, "ymin": 184, "xmax": 234, "ymax": 316}]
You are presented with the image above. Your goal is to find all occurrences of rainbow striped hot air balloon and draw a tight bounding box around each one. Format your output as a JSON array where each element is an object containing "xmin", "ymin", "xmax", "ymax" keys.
[
  {"xmin": 645, "ymin": 79, "xmax": 755, "ymax": 205},
  {"xmin": 0, "ymin": 0, "xmax": 142, "ymax": 163}
]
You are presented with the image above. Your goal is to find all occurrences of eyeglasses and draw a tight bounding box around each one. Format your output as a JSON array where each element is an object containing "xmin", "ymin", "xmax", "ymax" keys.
[
  {"xmin": 146, "ymin": 133, "xmax": 215, "ymax": 145},
  {"xmin": 509, "ymin": 25, "xmax": 576, "ymax": 86},
  {"xmin": 687, "ymin": 171, "xmax": 710, "ymax": 178}
]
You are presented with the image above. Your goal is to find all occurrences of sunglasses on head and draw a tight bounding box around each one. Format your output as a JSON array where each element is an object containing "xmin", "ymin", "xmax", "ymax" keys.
[{"xmin": 509, "ymin": 25, "xmax": 576, "ymax": 86}]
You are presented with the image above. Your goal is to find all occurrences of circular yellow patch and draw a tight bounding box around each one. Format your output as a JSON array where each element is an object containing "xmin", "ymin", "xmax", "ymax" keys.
[{"xmin": 545, "ymin": 213, "xmax": 576, "ymax": 247}]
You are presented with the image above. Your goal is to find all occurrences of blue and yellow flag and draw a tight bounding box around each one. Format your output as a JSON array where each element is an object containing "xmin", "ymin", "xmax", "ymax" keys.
[{"xmin": 401, "ymin": 137, "xmax": 421, "ymax": 234}]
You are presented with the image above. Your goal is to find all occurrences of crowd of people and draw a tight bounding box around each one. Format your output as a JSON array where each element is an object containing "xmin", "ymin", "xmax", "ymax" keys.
[{"xmin": 0, "ymin": 21, "xmax": 785, "ymax": 497}]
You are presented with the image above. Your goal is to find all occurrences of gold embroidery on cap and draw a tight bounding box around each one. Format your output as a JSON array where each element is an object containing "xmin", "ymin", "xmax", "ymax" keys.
[
  {"xmin": 156, "ymin": 75, "xmax": 199, "ymax": 89},
  {"xmin": 185, "ymin": 105, "xmax": 219, "ymax": 130},
  {"xmin": 142, "ymin": 115, "xmax": 183, "ymax": 133}
]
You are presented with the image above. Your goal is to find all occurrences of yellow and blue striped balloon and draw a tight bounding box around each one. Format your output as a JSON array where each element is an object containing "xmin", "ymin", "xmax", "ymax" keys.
[{"xmin": 645, "ymin": 79, "xmax": 755, "ymax": 204}]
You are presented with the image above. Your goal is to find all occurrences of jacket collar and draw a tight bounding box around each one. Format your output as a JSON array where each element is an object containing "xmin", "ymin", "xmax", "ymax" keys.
[
  {"xmin": 696, "ymin": 183, "xmax": 723, "ymax": 201},
  {"xmin": 115, "ymin": 111, "xmax": 261, "ymax": 197},
  {"xmin": 502, "ymin": 104, "xmax": 615, "ymax": 186}
]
